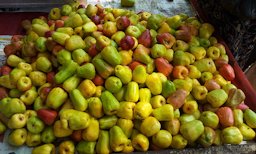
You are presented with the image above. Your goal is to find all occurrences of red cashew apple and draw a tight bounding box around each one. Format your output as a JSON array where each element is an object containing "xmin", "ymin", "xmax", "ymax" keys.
[
  {"xmin": 47, "ymin": 71, "xmax": 56, "ymax": 84},
  {"xmin": 4, "ymin": 44, "xmax": 17, "ymax": 56},
  {"xmin": 37, "ymin": 109, "xmax": 58, "ymax": 125},
  {"xmin": 55, "ymin": 20, "xmax": 65, "ymax": 29},
  {"xmin": 138, "ymin": 29, "xmax": 152, "ymax": 48},
  {"xmin": 156, "ymin": 32, "xmax": 176, "ymax": 49},
  {"xmin": 128, "ymin": 61, "xmax": 145, "ymax": 71},
  {"xmin": 92, "ymin": 75, "xmax": 105, "ymax": 86},
  {"xmin": 0, "ymin": 65, "xmax": 12, "ymax": 75},
  {"xmin": 87, "ymin": 44, "xmax": 99, "ymax": 58},
  {"xmin": 120, "ymin": 35, "xmax": 135, "ymax": 50},
  {"xmin": 91, "ymin": 15, "xmax": 101, "ymax": 25},
  {"xmin": 216, "ymin": 106, "xmax": 234, "ymax": 128},
  {"xmin": 214, "ymin": 57, "xmax": 228, "ymax": 69},
  {"xmin": 236, "ymin": 102, "xmax": 249, "ymax": 111},
  {"xmin": 71, "ymin": 130, "xmax": 83, "ymax": 142},
  {"xmin": 167, "ymin": 89, "xmax": 187, "ymax": 109},
  {"xmin": 219, "ymin": 63, "xmax": 235, "ymax": 81},
  {"xmin": 172, "ymin": 65, "xmax": 189, "ymax": 79},
  {"xmin": 116, "ymin": 16, "xmax": 131, "ymax": 30},
  {"xmin": 155, "ymin": 57, "xmax": 173, "ymax": 77}
]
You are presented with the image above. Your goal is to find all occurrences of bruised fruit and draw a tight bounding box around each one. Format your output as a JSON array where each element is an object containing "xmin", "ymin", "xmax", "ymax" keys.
[{"xmin": 167, "ymin": 89, "xmax": 187, "ymax": 109}]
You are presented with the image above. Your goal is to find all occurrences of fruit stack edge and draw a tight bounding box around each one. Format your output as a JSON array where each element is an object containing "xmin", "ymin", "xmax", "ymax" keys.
[{"xmin": 189, "ymin": 0, "xmax": 256, "ymax": 111}]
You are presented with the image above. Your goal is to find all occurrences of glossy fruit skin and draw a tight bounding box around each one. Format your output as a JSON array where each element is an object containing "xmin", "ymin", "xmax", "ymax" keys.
[
  {"xmin": 77, "ymin": 63, "xmax": 96, "ymax": 80},
  {"xmin": 161, "ymin": 80, "xmax": 176, "ymax": 98},
  {"xmin": 109, "ymin": 125, "xmax": 129, "ymax": 152},
  {"xmin": 152, "ymin": 104, "xmax": 174, "ymax": 121},
  {"xmin": 46, "ymin": 87, "xmax": 68, "ymax": 109},
  {"xmin": 132, "ymin": 64, "xmax": 148, "ymax": 84},
  {"xmin": 53, "ymin": 120, "xmax": 73, "ymax": 138},
  {"xmin": 105, "ymin": 76, "xmax": 122, "ymax": 93},
  {"xmin": 101, "ymin": 46, "xmax": 122, "ymax": 67},
  {"xmin": 82, "ymin": 118, "xmax": 99, "ymax": 142},
  {"xmin": 199, "ymin": 23, "xmax": 214, "ymax": 39},
  {"xmin": 182, "ymin": 100, "xmax": 198, "ymax": 114},
  {"xmin": 41, "ymin": 126, "xmax": 56, "ymax": 144},
  {"xmin": 206, "ymin": 89, "xmax": 228, "ymax": 108},
  {"xmin": 121, "ymin": 0, "xmax": 135, "ymax": 7},
  {"xmin": 92, "ymin": 56, "xmax": 114, "ymax": 79},
  {"xmin": 238, "ymin": 123, "xmax": 256, "ymax": 141},
  {"xmin": 191, "ymin": 85, "xmax": 208, "ymax": 101},
  {"xmin": 221, "ymin": 126, "xmax": 243, "ymax": 144},
  {"xmin": 59, "ymin": 109, "xmax": 90, "ymax": 130},
  {"xmin": 78, "ymin": 79, "xmax": 96, "ymax": 98},
  {"xmin": 180, "ymin": 120, "xmax": 204, "ymax": 143},
  {"xmin": 26, "ymin": 132, "xmax": 41, "ymax": 147},
  {"xmin": 244, "ymin": 109, "xmax": 256, "ymax": 128},
  {"xmin": 120, "ymin": 35, "xmax": 135, "ymax": 50},
  {"xmin": 117, "ymin": 16, "xmax": 131, "ymax": 30},
  {"xmin": 114, "ymin": 65, "xmax": 132, "ymax": 84},
  {"xmin": 140, "ymin": 116, "xmax": 161, "ymax": 137},
  {"xmin": 8, "ymin": 128, "xmax": 27, "ymax": 146},
  {"xmin": 163, "ymin": 118, "xmax": 180, "ymax": 136},
  {"xmin": 58, "ymin": 140, "xmax": 75, "ymax": 154},
  {"xmin": 138, "ymin": 29, "xmax": 152, "ymax": 48},
  {"xmin": 132, "ymin": 133, "xmax": 149, "ymax": 152},
  {"xmin": 7, "ymin": 113, "xmax": 27, "ymax": 129},
  {"xmin": 134, "ymin": 101, "xmax": 153, "ymax": 120},
  {"xmin": 100, "ymin": 90, "xmax": 120, "ymax": 115},
  {"xmin": 125, "ymin": 81, "xmax": 139, "ymax": 102},
  {"xmin": 16, "ymin": 76, "xmax": 32, "ymax": 92},
  {"xmin": 26, "ymin": 116, "xmax": 45, "ymax": 134},
  {"xmin": 117, "ymin": 101, "xmax": 135, "ymax": 120},
  {"xmin": 112, "ymin": 31, "xmax": 126, "ymax": 45},
  {"xmin": 62, "ymin": 75, "xmax": 81, "ymax": 93},
  {"xmin": 0, "ymin": 120, "xmax": 7, "ymax": 135},
  {"xmin": 152, "ymin": 129, "xmax": 172, "ymax": 149},
  {"xmin": 219, "ymin": 64, "xmax": 235, "ymax": 81},
  {"xmin": 70, "ymin": 89, "xmax": 88, "ymax": 112},
  {"xmin": 150, "ymin": 44, "xmax": 167, "ymax": 59},
  {"xmin": 145, "ymin": 73, "xmax": 162, "ymax": 95},
  {"xmin": 150, "ymin": 95, "xmax": 166, "ymax": 109},
  {"xmin": 167, "ymin": 89, "xmax": 187, "ymax": 109},
  {"xmin": 0, "ymin": 98, "xmax": 26, "ymax": 118},
  {"xmin": 216, "ymin": 107, "xmax": 234, "ymax": 128},
  {"xmin": 37, "ymin": 109, "xmax": 57, "ymax": 125},
  {"xmin": 54, "ymin": 60, "xmax": 79, "ymax": 84},
  {"xmin": 20, "ymin": 88, "xmax": 38, "ymax": 106},
  {"xmin": 32, "ymin": 143, "xmax": 55, "ymax": 154},
  {"xmin": 155, "ymin": 57, "xmax": 173, "ymax": 77},
  {"xmin": 199, "ymin": 111, "xmax": 219, "ymax": 129},
  {"xmin": 96, "ymin": 130, "xmax": 111, "ymax": 154},
  {"xmin": 99, "ymin": 115, "xmax": 118, "ymax": 130},
  {"xmin": 173, "ymin": 50, "xmax": 190, "ymax": 66},
  {"xmin": 7, "ymin": 55, "xmax": 24, "ymax": 68},
  {"xmin": 87, "ymin": 97, "xmax": 104, "ymax": 119},
  {"xmin": 179, "ymin": 114, "xmax": 196, "ymax": 124}
]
